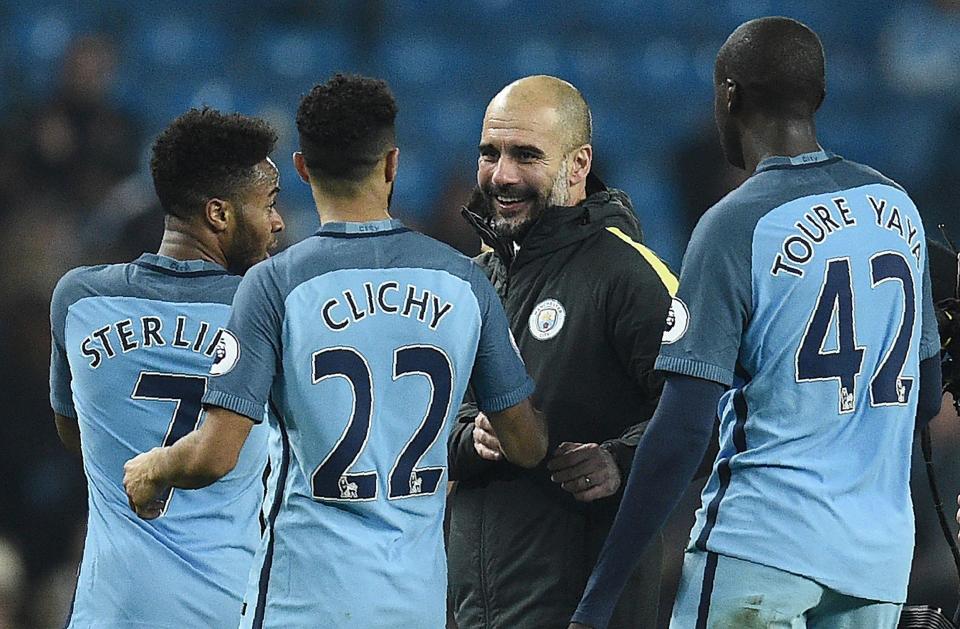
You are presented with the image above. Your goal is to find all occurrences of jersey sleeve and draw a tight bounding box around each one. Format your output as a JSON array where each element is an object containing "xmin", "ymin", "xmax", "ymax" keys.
[
  {"xmin": 49, "ymin": 270, "xmax": 79, "ymax": 418},
  {"xmin": 655, "ymin": 205, "xmax": 753, "ymax": 387},
  {"xmin": 919, "ymin": 248, "xmax": 942, "ymax": 361},
  {"xmin": 467, "ymin": 263, "xmax": 535, "ymax": 413},
  {"xmin": 202, "ymin": 261, "xmax": 283, "ymax": 423}
]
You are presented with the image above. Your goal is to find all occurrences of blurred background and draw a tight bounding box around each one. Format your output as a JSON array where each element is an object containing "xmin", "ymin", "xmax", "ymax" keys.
[{"xmin": 0, "ymin": 0, "xmax": 958, "ymax": 626}]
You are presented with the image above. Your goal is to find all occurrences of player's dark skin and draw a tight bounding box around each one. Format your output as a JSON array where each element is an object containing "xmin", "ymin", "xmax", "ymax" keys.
[
  {"xmin": 567, "ymin": 26, "xmax": 826, "ymax": 629},
  {"xmin": 53, "ymin": 159, "xmax": 284, "ymax": 458}
]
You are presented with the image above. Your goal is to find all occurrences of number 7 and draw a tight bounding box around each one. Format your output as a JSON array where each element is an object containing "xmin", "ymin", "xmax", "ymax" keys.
[{"xmin": 131, "ymin": 372, "xmax": 207, "ymax": 514}]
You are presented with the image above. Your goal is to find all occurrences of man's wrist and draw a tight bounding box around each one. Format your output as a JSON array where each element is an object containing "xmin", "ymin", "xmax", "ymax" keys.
[{"xmin": 599, "ymin": 441, "xmax": 633, "ymax": 479}]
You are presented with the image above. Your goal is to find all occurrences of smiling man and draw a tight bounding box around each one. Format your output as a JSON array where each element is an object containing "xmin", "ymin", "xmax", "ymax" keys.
[{"xmin": 447, "ymin": 75, "xmax": 677, "ymax": 629}]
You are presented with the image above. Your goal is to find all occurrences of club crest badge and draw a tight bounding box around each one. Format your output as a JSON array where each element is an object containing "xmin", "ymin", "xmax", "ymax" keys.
[
  {"xmin": 661, "ymin": 297, "xmax": 689, "ymax": 345},
  {"xmin": 209, "ymin": 330, "xmax": 240, "ymax": 376},
  {"xmin": 529, "ymin": 299, "xmax": 566, "ymax": 341}
]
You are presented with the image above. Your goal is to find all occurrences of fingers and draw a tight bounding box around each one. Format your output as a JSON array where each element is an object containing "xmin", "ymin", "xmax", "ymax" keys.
[
  {"xmin": 550, "ymin": 457, "xmax": 601, "ymax": 484},
  {"xmin": 571, "ymin": 476, "xmax": 620, "ymax": 502},
  {"xmin": 548, "ymin": 443, "xmax": 622, "ymax": 502},
  {"xmin": 475, "ymin": 413, "xmax": 494, "ymax": 433},
  {"xmin": 546, "ymin": 443, "xmax": 598, "ymax": 472},
  {"xmin": 473, "ymin": 414, "xmax": 503, "ymax": 461}
]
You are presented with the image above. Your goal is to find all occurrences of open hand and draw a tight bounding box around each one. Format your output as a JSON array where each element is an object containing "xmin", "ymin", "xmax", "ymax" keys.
[
  {"xmin": 473, "ymin": 413, "xmax": 503, "ymax": 461},
  {"xmin": 547, "ymin": 442, "xmax": 621, "ymax": 502},
  {"xmin": 123, "ymin": 448, "xmax": 168, "ymax": 520}
]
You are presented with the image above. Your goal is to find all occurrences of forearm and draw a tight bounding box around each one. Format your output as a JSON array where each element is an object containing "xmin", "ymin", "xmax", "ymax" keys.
[
  {"xmin": 915, "ymin": 355, "xmax": 943, "ymax": 431},
  {"xmin": 488, "ymin": 399, "xmax": 548, "ymax": 469},
  {"xmin": 571, "ymin": 374, "xmax": 722, "ymax": 629},
  {"xmin": 54, "ymin": 413, "xmax": 82, "ymax": 456},
  {"xmin": 151, "ymin": 429, "xmax": 233, "ymax": 489}
]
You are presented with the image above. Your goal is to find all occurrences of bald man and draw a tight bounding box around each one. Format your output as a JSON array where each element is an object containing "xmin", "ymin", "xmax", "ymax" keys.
[{"xmin": 447, "ymin": 75, "xmax": 677, "ymax": 629}]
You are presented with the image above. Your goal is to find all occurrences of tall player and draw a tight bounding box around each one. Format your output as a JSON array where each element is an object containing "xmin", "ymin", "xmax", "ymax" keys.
[
  {"xmin": 50, "ymin": 108, "xmax": 284, "ymax": 628},
  {"xmin": 123, "ymin": 74, "xmax": 548, "ymax": 628},
  {"xmin": 569, "ymin": 17, "xmax": 942, "ymax": 629}
]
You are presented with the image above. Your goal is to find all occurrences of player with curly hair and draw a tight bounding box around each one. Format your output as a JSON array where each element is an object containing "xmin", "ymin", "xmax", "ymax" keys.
[
  {"xmin": 50, "ymin": 107, "xmax": 284, "ymax": 628},
  {"xmin": 123, "ymin": 74, "xmax": 547, "ymax": 628}
]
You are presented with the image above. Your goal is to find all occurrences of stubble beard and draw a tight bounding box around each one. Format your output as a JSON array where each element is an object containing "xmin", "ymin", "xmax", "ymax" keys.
[{"xmin": 488, "ymin": 159, "xmax": 570, "ymax": 242}]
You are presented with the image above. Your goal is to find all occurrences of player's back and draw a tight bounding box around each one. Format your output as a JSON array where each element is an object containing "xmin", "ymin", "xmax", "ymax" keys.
[
  {"xmin": 226, "ymin": 220, "xmax": 528, "ymax": 628},
  {"xmin": 50, "ymin": 254, "xmax": 268, "ymax": 629},
  {"xmin": 686, "ymin": 151, "xmax": 940, "ymax": 604}
]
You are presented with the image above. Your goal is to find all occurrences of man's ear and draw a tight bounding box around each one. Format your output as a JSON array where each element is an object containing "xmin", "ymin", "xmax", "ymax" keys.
[
  {"xmin": 725, "ymin": 78, "xmax": 740, "ymax": 114},
  {"xmin": 384, "ymin": 147, "xmax": 400, "ymax": 184},
  {"xmin": 568, "ymin": 144, "xmax": 592, "ymax": 187},
  {"xmin": 204, "ymin": 198, "xmax": 230, "ymax": 233},
  {"xmin": 293, "ymin": 152, "xmax": 311, "ymax": 184}
]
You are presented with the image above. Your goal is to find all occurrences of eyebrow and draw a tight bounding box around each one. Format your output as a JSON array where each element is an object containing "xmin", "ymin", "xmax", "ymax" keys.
[
  {"xmin": 509, "ymin": 144, "xmax": 545, "ymax": 158},
  {"xmin": 478, "ymin": 143, "xmax": 546, "ymax": 158}
]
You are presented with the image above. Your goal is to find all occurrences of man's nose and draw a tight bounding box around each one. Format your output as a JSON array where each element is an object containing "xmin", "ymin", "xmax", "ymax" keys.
[
  {"xmin": 491, "ymin": 157, "xmax": 521, "ymax": 188},
  {"xmin": 271, "ymin": 211, "xmax": 285, "ymax": 233}
]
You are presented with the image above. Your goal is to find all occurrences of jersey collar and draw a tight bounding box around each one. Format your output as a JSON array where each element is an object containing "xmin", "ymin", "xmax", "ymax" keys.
[
  {"xmin": 133, "ymin": 253, "xmax": 230, "ymax": 276},
  {"xmin": 754, "ymin": 149, "xmax": 836, "ymax": 174},
  {"xmin": 316, "ymin": 218, "xmax": 406, "ymax": 235}
]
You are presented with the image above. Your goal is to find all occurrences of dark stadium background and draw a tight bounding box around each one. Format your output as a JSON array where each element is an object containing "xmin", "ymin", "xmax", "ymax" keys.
[{"xmin": 1, "ymin": 1, "xmax": 958, "ymax": 627}]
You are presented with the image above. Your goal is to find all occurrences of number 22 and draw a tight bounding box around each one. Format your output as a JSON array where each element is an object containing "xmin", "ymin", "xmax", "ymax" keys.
[{"xmin": 310, "ymin": 345, "xmax": 453, "ymax": 502}]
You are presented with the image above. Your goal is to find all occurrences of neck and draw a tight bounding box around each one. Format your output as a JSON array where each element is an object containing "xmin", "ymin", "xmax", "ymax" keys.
[
  {"xmin": 311, "ymin": 184, "xmax": 391, "ymax": 225},
  {"xmin": 156, "ymin": 217, "xmax": 226, "ymax": 267},
  {"xmin": 739, "ymin": 117, "xmax": 820, "ymax": 173}
]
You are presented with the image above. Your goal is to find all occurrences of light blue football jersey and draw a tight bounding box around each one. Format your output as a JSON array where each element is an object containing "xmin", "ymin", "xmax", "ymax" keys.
[
  {"xmin": 202, "ymin": 218, "xmax": 534, "ymax": 629},
  {"xmin": 656, "ymin": 150, "xmax": 940, "ymax": 604},
  {"xmin": 50, "ymin": 253, "xmax": 269, "ymax": 628}
]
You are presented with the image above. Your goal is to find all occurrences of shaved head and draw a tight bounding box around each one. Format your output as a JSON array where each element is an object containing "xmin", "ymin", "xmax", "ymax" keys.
[
  {"xmin": 486, "ymin": 75, "xmax": 592, "ymax": 152},
  {"xmin": 716, "ymin": 16, "xmax": 825, "ymax": 118}
]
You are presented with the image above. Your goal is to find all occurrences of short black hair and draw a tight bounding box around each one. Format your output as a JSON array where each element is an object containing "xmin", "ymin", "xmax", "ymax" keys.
[
  {"xmin": 150, "ymin": 107, "xmax": 277, "ymax": 219},
  {"xmin": 716, "ymin": 16, "xmax": 825, "ymax": 118},
  {"xmin": 296, "ymin": 74, "xmax": 397, "ymax": 185}
]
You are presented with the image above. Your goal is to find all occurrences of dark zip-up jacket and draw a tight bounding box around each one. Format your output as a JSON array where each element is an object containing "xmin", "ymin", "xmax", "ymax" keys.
[{"xmin": 447, "ymin": 176, "xmax": 675, "ymax": 628}]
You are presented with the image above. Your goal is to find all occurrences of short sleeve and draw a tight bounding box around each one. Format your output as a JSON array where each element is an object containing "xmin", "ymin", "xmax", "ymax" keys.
[
  {"xmin": 919, "ymin": 247, "xmax": 942, "ymax": 361},
  {"xmin": 202, "ymin": 261, "xmax": 283, "ymax": 422},
  {"xmin": 655, "ymin": 207, "xmax": 752, "ymax": 386},
  {"xmin": 467, "ymin": 264, "xmax": 535, "ymax": 412},
  {"xmin": 49, "ymin": 272, "xmax": 78, "ymax": 418}
]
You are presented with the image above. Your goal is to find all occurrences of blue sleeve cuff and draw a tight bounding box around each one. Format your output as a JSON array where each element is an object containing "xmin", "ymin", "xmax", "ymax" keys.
[
  {"xmin": 476, "ymin": 376, "xmax": 535, "ymax": 414},
  {"xmin": 919, "ymin": 342, "xmax": 941, "ymax": 362},
  {"xmin": 655, "ymin": 355, "xmax": 733, "ymax": 387},
  {"xmin": 202, "ymin": 390, "xmax": 266, "ymax": 424},
  {"xmin": 51, "ymin": 398, "xmax": 76, "ymax": 419}
]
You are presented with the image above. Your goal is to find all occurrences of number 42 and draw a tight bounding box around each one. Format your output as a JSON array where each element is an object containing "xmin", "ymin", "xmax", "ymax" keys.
[{"xmin": 796, "ymin": 252, "xmax": 916, "ymax": 414}]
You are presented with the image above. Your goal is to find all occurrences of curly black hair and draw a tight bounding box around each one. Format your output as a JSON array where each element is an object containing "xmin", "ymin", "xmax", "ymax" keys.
[
  {"xmin": 150, "ymin": 107, "xmax": 278, "ymax": 219},
  {"xmin": 296, "ymin": 74, "xmax": 397, "ymax": 184}
]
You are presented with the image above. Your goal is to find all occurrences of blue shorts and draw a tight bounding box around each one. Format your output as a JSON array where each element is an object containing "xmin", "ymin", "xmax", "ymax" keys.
[{"xmin": 670, "ymin": 550, "xmax": 902, "ymax": 629}]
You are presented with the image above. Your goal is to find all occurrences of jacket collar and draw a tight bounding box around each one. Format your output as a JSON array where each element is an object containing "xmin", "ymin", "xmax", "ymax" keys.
[{"xmin": 462, "ymin": 172, "xmax": 644, "ymax": 270}]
